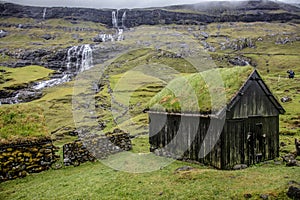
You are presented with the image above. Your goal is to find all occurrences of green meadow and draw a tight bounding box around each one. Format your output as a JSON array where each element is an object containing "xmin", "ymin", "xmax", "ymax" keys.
[{"xmin": 0, "ymin": 17, "xmax": 299, "ymax": 199}]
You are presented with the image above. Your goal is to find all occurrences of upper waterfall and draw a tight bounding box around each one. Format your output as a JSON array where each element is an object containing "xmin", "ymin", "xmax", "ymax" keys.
[
  {"xmin": 43, "ymin": 8, "xmax": 47, "ymax": 20},
  {"xmin": 122, "ymin": 11, "xmax": 126, "ymax": 28}
]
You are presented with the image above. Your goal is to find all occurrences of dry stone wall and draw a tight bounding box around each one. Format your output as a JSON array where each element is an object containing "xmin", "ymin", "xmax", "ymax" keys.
[
  {"xmin": 63, "ymin": 129, "xmax": 132, "ymax": 166},
  {"xmin": 63, "ymin": 140, "xmax": 96, "ymax": 166},
  {"xmin": 0, "ymin": 137, "xmax": 59, "ymax": 182}
]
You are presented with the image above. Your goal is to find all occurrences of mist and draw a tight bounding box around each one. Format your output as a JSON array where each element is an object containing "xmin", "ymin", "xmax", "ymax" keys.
[{"xmin": 2, "ymin": 0, "xmax": 299, "ymax": 9}]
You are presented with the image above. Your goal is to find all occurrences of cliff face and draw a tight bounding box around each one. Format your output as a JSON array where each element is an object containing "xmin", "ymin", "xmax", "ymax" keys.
[
  {"xmin": 0, "ymin": 3, "xmax": 113, "ymax": 25},
  {"xmin": 1, "ymin": 1, "xmax": 300, "ymax": 28}
]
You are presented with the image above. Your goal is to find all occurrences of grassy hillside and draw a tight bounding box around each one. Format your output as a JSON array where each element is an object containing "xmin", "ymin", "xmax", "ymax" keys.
[
  {"xmin": 0, "ymin": 17, "xmax": 299, "ymax": 199},
  {"xmin": 0, "ymin": 17, "xmax": 107, "ymax": 50},
  {"xmin": 0, "ymin": 104, "xmax": 48, "ymax": 140},
  {"xmin": 0, "ymin": 65, "xmax": 53, "ymax": 90}
]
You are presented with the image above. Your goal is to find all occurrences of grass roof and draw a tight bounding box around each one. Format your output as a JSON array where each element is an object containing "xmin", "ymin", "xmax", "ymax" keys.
[
  {"xmin": 0, "ymin": 104, "xmax": 48, "ymax": 141},
  {"xmin": 147, "ymin": 66, "xmax": 254, "ymax": 113}
]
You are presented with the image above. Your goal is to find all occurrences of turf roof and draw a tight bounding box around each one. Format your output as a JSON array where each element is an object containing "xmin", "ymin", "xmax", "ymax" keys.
[{"xmin": 147, "ymin": 66, "xmax": 254, "ymax": 113}]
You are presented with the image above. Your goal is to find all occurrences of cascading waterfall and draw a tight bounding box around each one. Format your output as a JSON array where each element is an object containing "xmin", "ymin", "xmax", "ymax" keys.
[
  {"xmin": 122, "ymin": 11, "xmax": 126, "ymax": 28},
  {"xmin": 116, "ymin": 9, "xmax": 119, "ymax": 27},
  {"xmin": 43, "ymin": 8, "xmax": 47, "ymax": 20},
  {"xmin": 33, "ymin": 74, "xmax": 70, "ymax": 90},
  {"xmin": 117, "ymin": 29, "xmax": 124, "ymax": 41},
  {"xmin": 66, "ymin": 44, "xmax": 93, "ymax": 72},
  {"xmin": 99, "ymin": 34, "xmax": 114, "ymax": 42},
  {"xmin": 66, "ymin": 46, "xmax": 78, "ymax": 69},
  {"xmin": 96, "ymin": 10, "xmax": 127, "ymax": 43},
  {"xmin": 79, "ymin": 44, "xmax": 93, "ymax": 72},
  {"xmin": 33, "ymin": 44, "xmax": 93, "ymax": 90},
  {"xmin": 110, "ymin": 10, "xmax": 126, "ymax": 41},
  {"xmin": 112, "ymin": 11, "xmax": 118, "ymax": 28}
]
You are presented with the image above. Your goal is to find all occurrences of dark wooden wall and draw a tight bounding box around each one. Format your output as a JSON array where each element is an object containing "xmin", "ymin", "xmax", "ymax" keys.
[
  {"xmin": 149, "ymin": 113, "xmax": 223, "ymax": 169},
  {"xmin": 228, "ymin": 78, "xmax": 280, "ymax": 119},
  {"xmin": 221, "ymin": 116, "xmax": 279, "ymax": 169},
  {"xmin": 149, "ymin": 112, "xmax": 279, "ymax": 169}
]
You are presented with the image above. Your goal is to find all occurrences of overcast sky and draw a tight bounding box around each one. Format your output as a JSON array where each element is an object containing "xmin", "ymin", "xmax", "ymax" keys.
[{"xmin": 3, "ymin": 0, "xmax": 298, "ymax": 9}]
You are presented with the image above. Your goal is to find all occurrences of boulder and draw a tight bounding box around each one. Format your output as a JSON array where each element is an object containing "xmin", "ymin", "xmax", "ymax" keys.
[
  {"xmin": 233, "ymin": 164, "xmax": 248, "ymax": 170},
  {"xmin": 229, "ymin": 56, "xmax": 250, "ymax": 66},
  {"xmin": 287, "ymin": 186, "xmax": 300, "ymax": 199},
  {"xmin": 93, "ymin": 35, "xmax": 104, "ymax": 43},
  {"xmin": 41, "ymin": 34, "xmax": 54, "ymax": 40},
  {"xmin": 16, "ymin": 90, "xmax": 43, "ymax": 103},
  {"xmin": 244, "ymin": 193, "xmax": 252, "ymax": 199},
  {"xmin": 295, "ymin": 139, "xmax": 300, "ymax": 156},
  {"xmin": 281, "ymin": 96, "xmax": 292, "ymax": 103},
  {"xmin": 282, "ymin": 153, "xmax": 299, "ymax": 167},
  {"xmin": 175, "ymin": 166, "xmax": 194, "ymax": 172},
  {"xmin": 0, "ymin": 30, "xmax": 8, "ymax": 38},
  {"xmin": 260, "ymin": 194, "xmax": 269, "ymax": 200},
  {"xmin": 200, "ymin": 31, "xmax": 209, "ymax": 39}
]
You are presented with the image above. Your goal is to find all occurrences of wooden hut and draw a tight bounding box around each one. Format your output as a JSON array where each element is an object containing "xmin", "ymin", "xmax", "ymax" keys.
[{"xmin": 146, "ymin": 67, "xmax": 285, "ymax": 169}]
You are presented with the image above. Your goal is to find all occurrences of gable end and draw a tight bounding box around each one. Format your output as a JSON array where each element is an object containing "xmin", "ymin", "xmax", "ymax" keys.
[{"xmin": 227, "ymin": 70, "xmax": 285, "ymax": 118}]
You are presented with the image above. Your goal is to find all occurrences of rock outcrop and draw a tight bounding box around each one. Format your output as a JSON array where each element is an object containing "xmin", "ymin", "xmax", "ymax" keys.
[{"xmin": 1, "ymin": 1, "xmax": 299, "ymax": 28}]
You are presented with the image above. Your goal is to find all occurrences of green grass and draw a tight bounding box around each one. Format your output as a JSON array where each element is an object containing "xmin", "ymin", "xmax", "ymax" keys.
[
  {"xmin": 206, "ymin": 22, "xmax": 300, "ymax": 41},
  {"xmin": 0, "ymin": 104, "xmax": 48, "ymax": 140},
  {"xmin": 108, "ymin": 48, "xmax": 198, "ymax": 76},
  {"xmin": 0, "ymin": 17, "xmax": 35, "ymax": 24},
  {"xmin": 0, "ymin": 65, "xmax": 53, "ymax": 90},
  {"xmin": 0, "ymin": 159, "xmax": 299, "ymax": 199},
  {"xmin": 0, "ymin": 17, "xmax": 108, "ymax": 50},
  {"xmin": 0, "ymin": 20, "xmax": 300, "ymax": 199},
  {"xmin": 130, "ymin": 135, "xmax": 150, "ymax": 153},
  {"xmin": 93, "ymin": 48, "xmax": 199, "ymax": 135},
  {"xmin": 32, "ymin": 81, "xmax": 75, "ymax": 138}
]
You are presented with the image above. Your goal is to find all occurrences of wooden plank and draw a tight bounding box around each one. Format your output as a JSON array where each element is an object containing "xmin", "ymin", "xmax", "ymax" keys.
[{"xmin": 232, "ymin": 81, "xmax": 280, "ymax": 118}]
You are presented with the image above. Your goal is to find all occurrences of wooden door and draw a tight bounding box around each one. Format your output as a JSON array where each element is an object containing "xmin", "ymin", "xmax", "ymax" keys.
[{"xmin": 246, "ymin": 116, "xmax": 265, "ymax": 165}]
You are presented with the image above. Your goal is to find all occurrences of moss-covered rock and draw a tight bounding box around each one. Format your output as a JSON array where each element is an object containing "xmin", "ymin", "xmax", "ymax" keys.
[{"xmin": 0, "ymin": 138, "xmax": 59, "ymax": 181}]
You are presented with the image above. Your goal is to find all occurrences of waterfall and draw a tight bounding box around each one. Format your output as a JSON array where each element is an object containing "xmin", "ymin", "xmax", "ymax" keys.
[
  {"xmin": 111, "ymin": 10, "xmax": 126, "ymax": 41},
  {"xmin": 116, "ymin": 9, "xmax": 119, "ymax": 27},
  {"xmin": 66, "ymin": 44, "xmax": 93, "ymax": 72},
  {"xmin": 43, "ymin": 8, "xmax": 47, "ymax": 20},
  {"xmin": 66, "ymin": 46, "xmax": 78, "ymax": 69},
  {"xmin": 80, "ymin": 44, "xmax": 93, "ymax": 72},
  {"xmin": 33, "ymin": 44, "xmax": 93, "ymax": 90},
  {"xmin": 112, "ymin": 9, "xmax": 126, "ymax": 29},
  {"xmin": 112, "ymin": 11, "xmax": 118, "ymax": 28},
  {"xmin": 99, "ymin": 34, "xmax": 114, "ymax": 42},
  {"xmin": 76, "ymin": 45, "xmax": 84, "ymax": 70},
  {"xmin": 33, "ymin": 75, "xmax": 70, "ymax": 90},
  {"xmin": 122, "ymin": 11, "xmax": 126, "ymax": 28},
  {"xmin": 96, "ymin": 10, "xmax": 126, "ymax": 43},
  {"xmin": 117, "ymin": 29, "xmax": 124, "ymax": 41}
]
